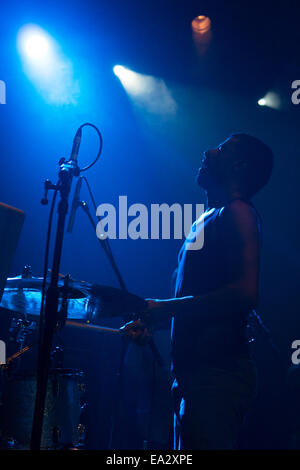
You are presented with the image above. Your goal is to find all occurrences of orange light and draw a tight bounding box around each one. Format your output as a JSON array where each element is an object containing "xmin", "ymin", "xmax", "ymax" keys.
[
  {"xmin": 191, "ymin": 15, "xmax": 211, "ymax": 35},
  {"xmin": 191, "ymin": 15, "xmax": 212, "ymax": 55}
]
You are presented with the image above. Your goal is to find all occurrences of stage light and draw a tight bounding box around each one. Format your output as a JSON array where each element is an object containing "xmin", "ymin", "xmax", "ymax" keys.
[
  {"xmin": 113, "ymin": 65, "xmax": 146, "ymax": 94},
  {"xmin": 17, "ymin": 24, "xmax": 79, "ymax": 105},
  {"xmin": 113, "ymin": 65, "xmax": 125, "ymax": 77},
  {"xmin": 113, "ymin": 65, "xmax": 176, "ymax": 115},
  {"xmin": 191, "ymin": 15, "xmax": 211, "ymax": 34},
  {"xmin": 19, "ymin": 26, "xmax": 52, "ymax": 60},
  {"xmin": 191, "ymin": 15, "xmax": 212, "ymax": 55},
  {"xmin": 257, "ymin": 92, "xmax": 281, "ymax": 110}
]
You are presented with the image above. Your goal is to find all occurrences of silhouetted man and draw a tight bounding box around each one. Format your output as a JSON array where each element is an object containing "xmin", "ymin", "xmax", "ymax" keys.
[{"xmin": 123, "ymin": 133, "xmax": 273, "ymax": 449}]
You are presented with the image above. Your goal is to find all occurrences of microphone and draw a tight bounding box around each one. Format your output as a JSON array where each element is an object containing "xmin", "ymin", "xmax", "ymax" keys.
[
  {"xmin": 69, "ymin": 127, "xmax": 82, "ymax": 162},
  {"xmin": 67, "ymin": 177, "xmax": 83, "ymax": 233}
]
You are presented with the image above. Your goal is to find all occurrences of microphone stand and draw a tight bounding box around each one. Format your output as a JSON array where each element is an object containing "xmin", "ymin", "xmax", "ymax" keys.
[
  {"xmin": 30, "ymin": 158, "xmax": 79, "ymax": 450},
  {"xmin": 80, "ymin": 201, "xmax": 127, "ymax": 292}
]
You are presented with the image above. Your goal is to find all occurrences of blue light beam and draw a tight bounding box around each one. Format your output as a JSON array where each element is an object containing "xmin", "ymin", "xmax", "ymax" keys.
[{"xmin": 17, "ymin": 24, "xmax": 79, "ymax": 105}]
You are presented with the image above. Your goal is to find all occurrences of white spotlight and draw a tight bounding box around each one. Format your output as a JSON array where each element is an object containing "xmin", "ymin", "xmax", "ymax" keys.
[
  {"xmin": 18, "ymin": 25, "xmax": 53, "ymax": 60},
  {"xmin": 17, "ymin": 24, "xmax": 79, "ymax": 105},
  {"xmin": 113, "ymin": 65, "xmax": 177, "ymax": 115},
  {"xmin": 113, "ymin": 65, "xmax": 147, "ymax": 95},
  {"xmin": 258, "ymin": 98, "xmax": 266, "ymax": 106},
  {"xmin": 258, "ymin": 92, "xmax": 281, "ymax": 110},
  {"xmin": 113, "ymin": 65, "xmax": 125, "ymax": 77}
]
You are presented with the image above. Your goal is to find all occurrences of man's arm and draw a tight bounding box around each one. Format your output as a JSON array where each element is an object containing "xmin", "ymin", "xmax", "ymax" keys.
[{"xmin": 145, "ymin": 199, "xmax": 260, "ymax": 324}]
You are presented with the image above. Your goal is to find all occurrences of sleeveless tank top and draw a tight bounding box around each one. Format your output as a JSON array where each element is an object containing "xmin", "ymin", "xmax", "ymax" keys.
[{"xmin": 171, "ymin": 199, "xmax": 261, "ymax": 374}]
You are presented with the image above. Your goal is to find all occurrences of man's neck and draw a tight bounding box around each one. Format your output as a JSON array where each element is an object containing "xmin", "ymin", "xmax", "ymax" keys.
[{"xmin": 206, "ymin": 187, "xmax": 244, "ymax": 208}]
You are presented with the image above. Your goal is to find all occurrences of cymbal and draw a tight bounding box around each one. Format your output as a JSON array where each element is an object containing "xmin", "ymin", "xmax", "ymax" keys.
[
  {"xmin": 4, "ymin": 275, "xmax": 90, "ymax": 299},
  {"xmin": 0, "ymin": 275, "xmax": 147, "ymax": 322},
  {"xmin": 89, "ymin": 284, "xmax": 147, "ymax": 319},
  {"xmin": 0, "ymin": 291, "xmax": 90, "ymax": 321}
]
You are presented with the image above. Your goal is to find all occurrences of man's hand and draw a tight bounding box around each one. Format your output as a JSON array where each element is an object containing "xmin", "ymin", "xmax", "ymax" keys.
[
  {"xmin": 119, "ymin": 297, "xmax": 190, "ymax": 342},
  {"xmin": 144, "ymin": 298, "xmax": 178, "ymax": 321},
  {"xmin": 146, "ymin": 298, "xmax": 168, "ymax": 312},
  {"xmin": 120, "ymin": 319, "xmax": 153, "ymax": 346}
]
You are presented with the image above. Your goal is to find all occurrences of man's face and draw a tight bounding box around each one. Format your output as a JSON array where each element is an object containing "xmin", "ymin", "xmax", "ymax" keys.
[{"xmin": 196, "ymin": 136, "xmax": 239, "ymax": 190}]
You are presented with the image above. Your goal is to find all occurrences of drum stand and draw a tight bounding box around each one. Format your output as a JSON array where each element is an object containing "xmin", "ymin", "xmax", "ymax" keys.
[
  {"xmin": 75, "ymin": 198, "xmax": 164, "ymax": 449},
  {"xmin": 72, "ymin": 198, "xmax": 130, "ymax": 449}
]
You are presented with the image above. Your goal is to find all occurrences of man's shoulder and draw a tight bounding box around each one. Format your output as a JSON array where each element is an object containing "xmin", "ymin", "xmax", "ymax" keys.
[
  {"xmin": 218, "ymin": 199, "xmax": 259, "ymax": 234},
  {"xmin": 219, "ymin": 198, "xmax": 257, "ymax": 218}
]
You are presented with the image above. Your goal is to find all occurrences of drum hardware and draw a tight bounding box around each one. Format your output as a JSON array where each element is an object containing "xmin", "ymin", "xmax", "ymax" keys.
[
  {"xmin": 22, "ymin": 265, "xmax": 33, "ymax": 279},
  {"xmin": 5, "ymin": 317, "xmax": 37, "ymax": 373},
  {"xmin": 56, "ymin": 274, "xmax": 71, "ymax": 330},
  {"xmin": 3, "ymin": 275, "xmax": 88, "ymax": 299},
  {"xmin": 52, "ymin": 426, "xmax": 60, "ymax": 447},
  {"xmin": 50, "ymin": 346, "xmax": 65, "ymax": 369},
  {"xmin": 9, "ymin": 317, "xmax": 37, "ymax": 344},
  {"xmin": 0, "ymin": 345, "xmax": 32, "ymax": 371},
  {"xmin": 77, "ymin": 423, "xmax": 86, "ymax": 440},
  {"xmin": 0, "ymin": 368, "xmax": 87, "ymax": 449},
  {"xmin": 0, "ymin": 269, "xmax": 160, "ymax": 450},
  {"xmin": 1, "ymin": 274, "xmax": 147, "ymax": 323}
]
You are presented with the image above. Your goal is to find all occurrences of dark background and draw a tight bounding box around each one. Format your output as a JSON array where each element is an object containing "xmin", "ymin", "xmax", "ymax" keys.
[{"xmin": 0, "ymin": 0, "xmax": 299, "ymax": 449}]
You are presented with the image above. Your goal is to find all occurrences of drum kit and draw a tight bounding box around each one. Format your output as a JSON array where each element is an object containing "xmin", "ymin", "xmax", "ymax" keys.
[
  {"xmin": 0, "ymin": 124, "xmax": 155, "ymax": 450},
  {"xmin": 0, "ymin": 266, "xmax": 147, "ymax": 450}
]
